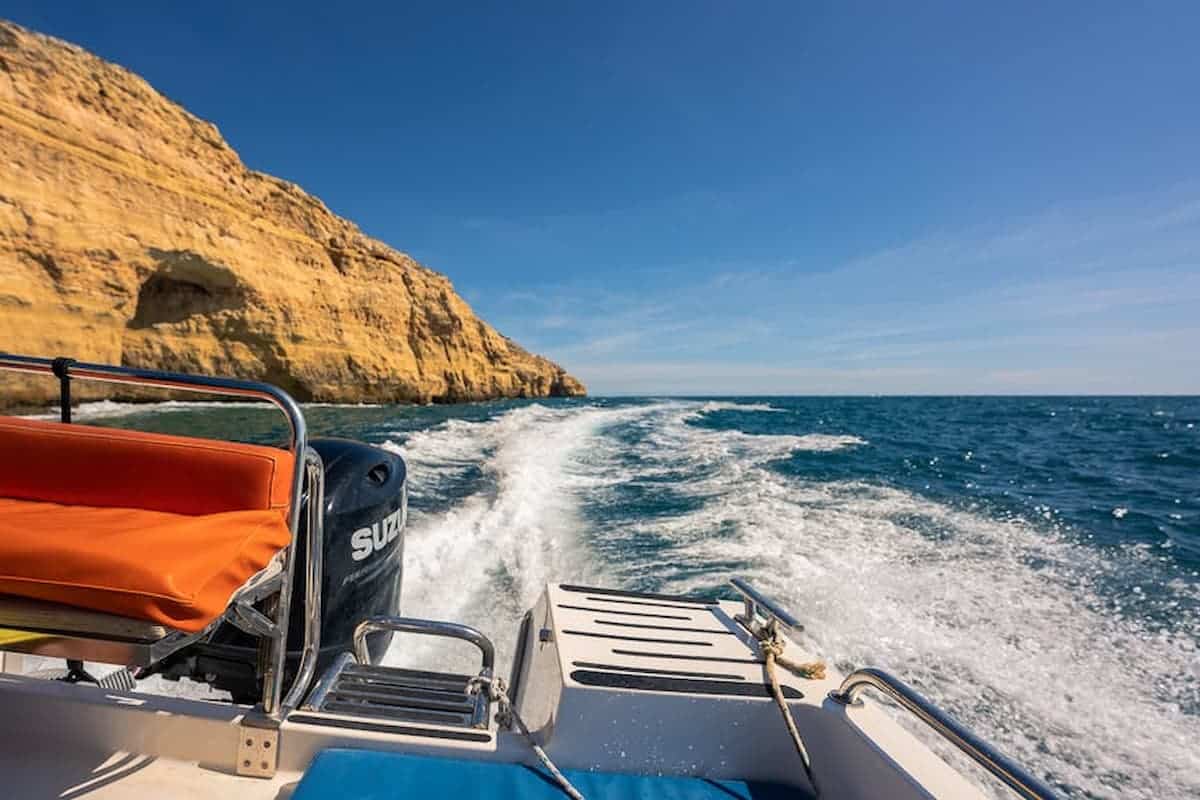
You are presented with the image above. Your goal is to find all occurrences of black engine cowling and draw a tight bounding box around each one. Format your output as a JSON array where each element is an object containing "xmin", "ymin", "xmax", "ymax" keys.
[{"xmin": 154, "ymin": 437, "xmax": 407, "ymax": 702}]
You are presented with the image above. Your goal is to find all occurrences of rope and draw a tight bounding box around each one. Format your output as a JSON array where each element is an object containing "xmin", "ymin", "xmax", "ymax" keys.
[
  {"xmin": 756, "ymin": 622, "xmax": 826, "ymax": 794},
  {"xmin": 465, "ymin": 626, "xmax": 824, "ymax": 800},
  {"xmin": 467, "ymin": 675, "xmax": 586, "ymax": 800}
]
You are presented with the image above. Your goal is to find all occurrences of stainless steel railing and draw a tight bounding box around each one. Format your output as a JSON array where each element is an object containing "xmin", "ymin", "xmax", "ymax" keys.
[
  {"xmin": 279, "ymin": 448, "xmax": 325, "ymax": 716},
  {"xmin": 352, "ymin": 617, "xmax": 496, "ymax": 675},
  {"xmin": 352, "ymin": 617, "xmax": 497, "ymax": 728},
  {"xmin": 830, "ymin": 668, "xmax": 1060, "ymax": 800},
  {"xmin": 0, "ymin": 352, "xmax": 320, "ymax": 720},
  {"xmin": 0, "ymin": 353, "xmax": 309, "ymax": 533},
  {"xmin": 728, "ymin": 577, "xmax": 1059, "ymax": 800}
]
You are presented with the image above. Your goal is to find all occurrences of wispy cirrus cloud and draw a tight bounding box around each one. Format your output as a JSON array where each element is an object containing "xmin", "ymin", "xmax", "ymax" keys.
[{"xmin": 468, "ymin": 185, "xmax": 1200, "ymax": 394}]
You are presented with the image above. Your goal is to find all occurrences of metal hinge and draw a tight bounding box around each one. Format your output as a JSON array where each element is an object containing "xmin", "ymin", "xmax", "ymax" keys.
[{"xmin": 225, "ymin": 600, "xmax": 281, "ymax": 639}]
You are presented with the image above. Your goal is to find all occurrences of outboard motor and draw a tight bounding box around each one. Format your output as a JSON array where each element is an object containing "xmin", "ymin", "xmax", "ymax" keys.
[{"xmin": 155, "ymin": 437, "xmax": 407, "ymax": 703}]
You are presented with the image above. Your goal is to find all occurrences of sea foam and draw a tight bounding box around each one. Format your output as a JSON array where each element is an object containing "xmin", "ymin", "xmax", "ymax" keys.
[{"xmin": 391, "ymin": 399, "xmax": 1199, "ymax": 799}]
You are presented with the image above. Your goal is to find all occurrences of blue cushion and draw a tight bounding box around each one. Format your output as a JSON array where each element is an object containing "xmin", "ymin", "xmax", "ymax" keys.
[{"xmin": 292, "ymin": 748, "xmax": 797, "ymax": 800}]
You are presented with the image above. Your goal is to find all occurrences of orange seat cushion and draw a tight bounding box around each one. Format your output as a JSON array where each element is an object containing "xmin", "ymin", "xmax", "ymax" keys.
[
  {"xmin": 0, "ymin": 416, "xmax": 296, "ymax": 631},
  {"xmin": 0, "ymin": 416, "xmax": 293, "ymax": 515},
  {"xmin": 0, "ymin": 497, "xmax": 291, "ymax": 632}
]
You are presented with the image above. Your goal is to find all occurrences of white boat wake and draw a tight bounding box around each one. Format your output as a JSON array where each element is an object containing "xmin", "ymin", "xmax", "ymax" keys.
[{"xmin": 389, "ymin": 400, "xmax": 1200, "ymax": 800}]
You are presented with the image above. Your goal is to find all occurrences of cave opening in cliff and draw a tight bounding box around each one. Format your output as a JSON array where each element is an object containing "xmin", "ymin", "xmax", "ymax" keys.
[{"xmin": 128, "ymin": 251, "xmax": 246, "ymax": 329}]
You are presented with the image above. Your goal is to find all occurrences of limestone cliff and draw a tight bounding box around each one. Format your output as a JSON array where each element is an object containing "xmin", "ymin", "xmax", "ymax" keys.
[{"xmin": 0, "ymin": 21, "xmax": 584, "ymax": 407}]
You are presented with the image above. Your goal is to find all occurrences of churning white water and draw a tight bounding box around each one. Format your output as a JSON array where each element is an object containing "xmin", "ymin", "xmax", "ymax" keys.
[{"xmin": 384, "ymin": 400, "xmax": 1199, "ymax": 800}]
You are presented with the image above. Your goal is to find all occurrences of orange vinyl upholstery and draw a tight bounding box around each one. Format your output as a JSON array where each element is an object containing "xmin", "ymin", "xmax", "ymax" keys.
[
  {"xmin": 0, "ymin": 416, "xmax": 293, "ymax": 515},
  {"xmin": 0, "ymin": 416, "xmax": 295, "ymax": 632}
]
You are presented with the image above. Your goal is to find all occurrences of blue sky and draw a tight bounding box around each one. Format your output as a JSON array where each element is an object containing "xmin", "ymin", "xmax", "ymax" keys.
[{"xmin": 7, "ymin": 3, "xmax": 1199, "ymax": 393}]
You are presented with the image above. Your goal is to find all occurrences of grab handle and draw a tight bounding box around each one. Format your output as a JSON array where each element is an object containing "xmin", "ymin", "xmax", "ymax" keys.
[
  {"xmin": 830, "ymin": 668, "xmax": 1060, "ymax": 800},
  {"xmin": 352, "ymin": 616, "xmax": 495, "ymax": 675}
]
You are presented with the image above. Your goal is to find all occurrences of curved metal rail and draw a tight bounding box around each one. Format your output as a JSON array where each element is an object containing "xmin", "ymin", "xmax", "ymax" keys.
[
  {"xmin": 353, "ymin": 616, "xmax": 496, "ymax": 676},
  {"xmin": 0, "ymin": 352, "xmax": 316, "ymax": 719},
  {"xmin": 351, "ymin": 617, "xmax": 497, "ymax": 728},
  {"xmin": 830, "ymin": 668, "xmax": 1060, "ymax": 800},
  {"xmin": 0, "ymin": 353, "xmax": 308, "ymax": 524},
  {"xmin": 279, "ymin": 448, "xmax": 325, "ymax": 716}
]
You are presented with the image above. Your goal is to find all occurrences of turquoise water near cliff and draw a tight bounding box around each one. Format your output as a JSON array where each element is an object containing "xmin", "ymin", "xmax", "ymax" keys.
[{"xmin": 56, "ymin": 396, "xmax": 1200, "ymax": 799}]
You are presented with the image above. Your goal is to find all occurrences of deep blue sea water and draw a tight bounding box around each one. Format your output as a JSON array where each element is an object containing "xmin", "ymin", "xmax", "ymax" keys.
[{"xmin": 45, "ymin": 396, "xmax": 1200, "ymax": 799}]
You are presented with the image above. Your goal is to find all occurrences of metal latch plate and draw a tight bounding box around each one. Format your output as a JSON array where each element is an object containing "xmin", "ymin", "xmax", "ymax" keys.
[{"xmin": 237, "ymin": 724, "xmax": 278, "ymax": 778}]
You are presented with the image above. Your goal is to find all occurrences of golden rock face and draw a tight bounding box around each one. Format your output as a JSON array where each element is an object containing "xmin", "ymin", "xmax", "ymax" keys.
[{"xmin": 0, "ymin": 21, "xmax": 584, "ymax": 406}]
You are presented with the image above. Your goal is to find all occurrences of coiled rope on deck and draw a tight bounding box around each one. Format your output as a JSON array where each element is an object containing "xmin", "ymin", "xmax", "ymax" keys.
[
  {"xmin": 755, "ymin": 620, "xmax": 826, "ymax": 793},
  {"xmin": 467, "ymin": 675, "xmax": 586, "ymax": 800}
]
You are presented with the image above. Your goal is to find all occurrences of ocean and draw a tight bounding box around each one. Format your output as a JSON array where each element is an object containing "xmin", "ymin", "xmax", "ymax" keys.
[{"xmin": 48, "ymin": 395, "xmax": 1200, "ymax": 799}]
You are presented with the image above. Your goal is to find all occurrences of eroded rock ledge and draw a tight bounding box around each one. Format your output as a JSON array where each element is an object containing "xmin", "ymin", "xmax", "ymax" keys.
[{"xmin": 0, "ymin": 21, "xmax": 584, "ymax": 406}]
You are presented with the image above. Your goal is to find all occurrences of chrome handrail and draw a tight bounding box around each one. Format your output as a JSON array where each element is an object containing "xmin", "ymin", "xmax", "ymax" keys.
[
  {"xmin": 829, "ymin": 668, "xmax": 1060, "ymax": 800},
  {"xmin": 730, "ymin": 577, "xmax": 803, "ymax": 633},
  {"xmin": 352, "ymin": 617, "xmax": 496, "ymax": 675},
  {"xmin": 300, "ymin": 651, "xmax": 356, "ymax": 712},
  {"xmin": 0, "ymin": 353, "xmax": 308, "ymax": 534},
  {"xmin": 279, "ymin": 448, "xmax": 325, "ymax": 716},
  {"xmin": 0, "ymin": 352, "xmax": 314, "ymax": 720},
  {"xmin": 353, "ymin": 616, "xmax": 496, "ymax": 728}
]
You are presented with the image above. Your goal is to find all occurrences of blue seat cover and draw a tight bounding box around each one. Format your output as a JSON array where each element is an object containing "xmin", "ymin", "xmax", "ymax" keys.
[{"xmin": 292, "ymin": 748, "xmax": 797, "ymax": 800}]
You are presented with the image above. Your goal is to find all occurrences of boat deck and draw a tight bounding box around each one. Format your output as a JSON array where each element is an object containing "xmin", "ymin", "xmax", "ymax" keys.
[{"xmin": 0, "ymin": 584, "xmax": 993, "ymax": 799}]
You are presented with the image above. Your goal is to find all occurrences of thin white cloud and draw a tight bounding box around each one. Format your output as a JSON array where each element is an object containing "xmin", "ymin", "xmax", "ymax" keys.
[{"xmin": 469, "ymin": 186, "xmax": 1200, "ymax": 394}]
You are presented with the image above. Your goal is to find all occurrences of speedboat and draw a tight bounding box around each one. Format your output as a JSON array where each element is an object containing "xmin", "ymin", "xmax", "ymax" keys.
[{"xmin": 0, "ymin": 353, "xmax": 1060, "ymax": 799}]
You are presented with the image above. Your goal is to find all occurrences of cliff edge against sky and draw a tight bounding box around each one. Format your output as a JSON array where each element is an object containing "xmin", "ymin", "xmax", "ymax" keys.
[{"xmin": 0, "ymin": 21, "xmax": 584, "ymax": 406}]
